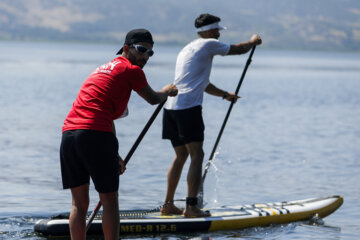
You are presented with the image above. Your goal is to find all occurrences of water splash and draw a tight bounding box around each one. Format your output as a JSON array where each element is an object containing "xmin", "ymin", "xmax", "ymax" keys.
[
  {"xmin": 308, "ymin": 214, "xmax": 325, "ymax": 225},
  {"xmin": 206, "ymin": 151, "xmax": 225, "ymax": 207}
]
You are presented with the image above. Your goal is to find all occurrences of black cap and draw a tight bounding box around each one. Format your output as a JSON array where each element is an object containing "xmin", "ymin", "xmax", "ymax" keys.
[
  {"xmin": 116, "ymin": 29, "xmax": 154, "ymax": 55},
  {"xmin": 194, "ymin": 13, "xmax": 221, "ymax": 28}
]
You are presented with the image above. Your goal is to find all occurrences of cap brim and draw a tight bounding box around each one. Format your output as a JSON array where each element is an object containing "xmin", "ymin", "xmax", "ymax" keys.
[
  {"xmin": 218, "ymin": 25, "xmax": 227, "ymax": 31},
  {"xmin": 196, "ymin": 22, "xmax": 227, "ymax": 32},
  {"xmin": 116, "ymin": 47, "xmax": 123, "ymax": 55}
]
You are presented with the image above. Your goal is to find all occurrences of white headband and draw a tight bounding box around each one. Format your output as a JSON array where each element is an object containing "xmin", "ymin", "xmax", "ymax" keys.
[{"xmin": 196, "ymin": 22, "xmax": 227, "ymax": 32}]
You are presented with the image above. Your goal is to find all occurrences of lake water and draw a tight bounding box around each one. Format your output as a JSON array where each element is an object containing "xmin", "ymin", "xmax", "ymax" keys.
[{"xmin": 0, "ymin": 41, "xmax": 359, "ymax": 239}]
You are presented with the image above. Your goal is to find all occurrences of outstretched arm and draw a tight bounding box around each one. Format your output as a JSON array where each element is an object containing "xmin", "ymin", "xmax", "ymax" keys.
[
  {"xmin": 205, "ymin": 83, "xmax": 240, "ymax": 102},
  {"xmin": 137, "ymin": 84, "xmax": 178, "ymax": 105},
  {"xmin": 227, "ymin": 34, "xmax": 262, "ymax": 55}
]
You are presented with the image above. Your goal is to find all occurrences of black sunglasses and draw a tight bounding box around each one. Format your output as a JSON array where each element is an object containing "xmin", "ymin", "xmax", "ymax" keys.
[{"xmin": 131, "ymin": 44, "xmax": 154, "ymax": 57}]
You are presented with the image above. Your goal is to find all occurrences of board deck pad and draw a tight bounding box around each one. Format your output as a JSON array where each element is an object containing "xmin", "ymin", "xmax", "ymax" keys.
[{"xmin": 34, "ymin": 195, "xmax": 343, "ymax": 236}]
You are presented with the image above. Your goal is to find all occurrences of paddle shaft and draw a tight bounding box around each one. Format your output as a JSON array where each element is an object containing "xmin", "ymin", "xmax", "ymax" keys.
[
  {"xmin": 123, "ymin": 100, "xmax": 166, "ymax": 165},
  {"xmin": 86, "ymin": 101, "xmax": 166, "ymax": 231},
  {"xmin": 198, "ymin": 46, "xmax": 256, "ymax": 207}
]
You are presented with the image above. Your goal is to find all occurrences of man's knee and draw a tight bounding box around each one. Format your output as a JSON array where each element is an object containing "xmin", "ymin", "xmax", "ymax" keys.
[
  {"xmin": 71, "ymin": 186, "xmax": 90, "ymax": 214},
  {"xmin": 71, "ymin": 200, "xmax": 89, "ymax": 218},
  {"xmin": 198, "ymin": 149, "xmax": 204, "ymax": 159},
  {"xmin": 185, "ymin": 142, "xmax": 203, "ymax": 156},
  {"xmin": 174, "ymin": 145, "xmax": 189, "ymax": 163},
  {"xmin": 176, "ymin": 152, "xmax": 189, "ymax": 163},
  {"xmin": 189, "ymin": 147, "xmax": 204, "ymax": 162},
  {"xmin": 100, "ymin": 192, "xmax": 118, "ymax": 207}
]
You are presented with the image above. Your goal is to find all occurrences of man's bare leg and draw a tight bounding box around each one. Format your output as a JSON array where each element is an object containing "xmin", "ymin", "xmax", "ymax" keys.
[
  {"xmin": 69, "ymin": 184, "xmax": 89, "ymax": 240},
  {"xmin": 100, "ymin": 191, "xmax": 119, "ymax": 240},
  {"xmin": 161, "ymin": 145, "xmax": 188, "ymax": 215},
  {"xmin": 183, "ymin": 141, "xmax": 211, "ymax": 217}
]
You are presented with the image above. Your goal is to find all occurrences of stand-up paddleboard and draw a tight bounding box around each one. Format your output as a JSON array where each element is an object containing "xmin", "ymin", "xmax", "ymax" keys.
[{"xmin": 34, "ymin": 195, "xmax": 343, "ymax": 236}]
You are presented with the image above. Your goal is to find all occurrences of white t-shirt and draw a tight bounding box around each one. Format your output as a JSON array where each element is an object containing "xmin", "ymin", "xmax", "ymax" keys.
[{"xmin": 164, "ymin": 38, "xmax": 230, "ymax": 110}]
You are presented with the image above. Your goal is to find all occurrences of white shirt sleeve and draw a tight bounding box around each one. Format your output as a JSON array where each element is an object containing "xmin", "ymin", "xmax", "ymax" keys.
[{"xmin": 205, "ymin": 39, "xmax": 231, "ymax": 56}]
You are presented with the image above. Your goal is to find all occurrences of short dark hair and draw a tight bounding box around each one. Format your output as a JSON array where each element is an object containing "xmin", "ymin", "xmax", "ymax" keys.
[{"xmin": 194, "ymin": 14, "xmax": 221, "ymax": 28}]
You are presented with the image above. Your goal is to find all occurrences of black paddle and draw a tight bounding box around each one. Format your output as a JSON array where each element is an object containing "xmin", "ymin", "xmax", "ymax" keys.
[
  {"xmin": 86, "ymin": 100, "xmax": 166, "ymax": 231},
  {"xmin": 197, "ymin": 46, "xmax": 257, "ymax": 208}
]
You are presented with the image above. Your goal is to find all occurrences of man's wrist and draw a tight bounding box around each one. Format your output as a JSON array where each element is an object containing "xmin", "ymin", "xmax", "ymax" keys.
[{"xmin": 222, "ymin": 92, "xmax": 229, "ymax": 99}]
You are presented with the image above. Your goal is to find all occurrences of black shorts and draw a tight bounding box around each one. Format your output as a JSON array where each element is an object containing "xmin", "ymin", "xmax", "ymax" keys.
[
  {"xmin": 60, "ymin": 129, "xmax": 120, "ymax": 193},
  {"xmin": 162, "ymin": 105, "xmax": 204, "ymax": 147}
]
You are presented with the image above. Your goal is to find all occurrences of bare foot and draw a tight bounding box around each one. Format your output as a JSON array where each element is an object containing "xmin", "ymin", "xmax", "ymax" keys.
[
  {"xmin": 160, "ymin": 202, "xmax": 183, "ymax": 215},
  {"xmin": 183, "ymin": 205, "xmax": 211, "ymax": 218}
]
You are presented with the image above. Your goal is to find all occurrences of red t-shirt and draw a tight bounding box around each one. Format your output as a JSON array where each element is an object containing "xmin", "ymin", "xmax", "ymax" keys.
[{"xmin": 62, "ymin": 56, "xmax": 148, "ymax": 133}]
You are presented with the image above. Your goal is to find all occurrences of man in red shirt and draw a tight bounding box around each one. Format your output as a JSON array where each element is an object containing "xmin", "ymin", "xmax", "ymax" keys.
[{"xmin": 60, "ymin": 29, "xmax": 178, "ymax": 240}]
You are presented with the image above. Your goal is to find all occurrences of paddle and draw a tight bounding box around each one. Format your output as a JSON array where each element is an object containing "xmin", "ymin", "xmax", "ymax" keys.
[
  {"xmin": 86, "ymin": 100, "xmax": 166, "ymax": 231},
  {"xmin": 197, "ymin": 46, "xmax": 257, "ymax": 208}
]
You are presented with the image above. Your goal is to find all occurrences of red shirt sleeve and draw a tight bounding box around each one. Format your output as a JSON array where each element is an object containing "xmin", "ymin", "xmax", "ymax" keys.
[{"xmin": 126, "ymin": 65, "xmax": 149, "ymax": 92}]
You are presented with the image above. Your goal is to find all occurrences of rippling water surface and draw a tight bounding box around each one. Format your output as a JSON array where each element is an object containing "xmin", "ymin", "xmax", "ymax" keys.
[{"xmin": 0, "ymin": 41, "xmax": 359, "ymax": 239}]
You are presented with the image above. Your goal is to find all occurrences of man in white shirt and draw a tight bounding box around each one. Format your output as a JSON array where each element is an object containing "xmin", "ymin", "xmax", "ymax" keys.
[{"xmin": 162, "ymin": 13, "xmax": 262, "ymax": 217}]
